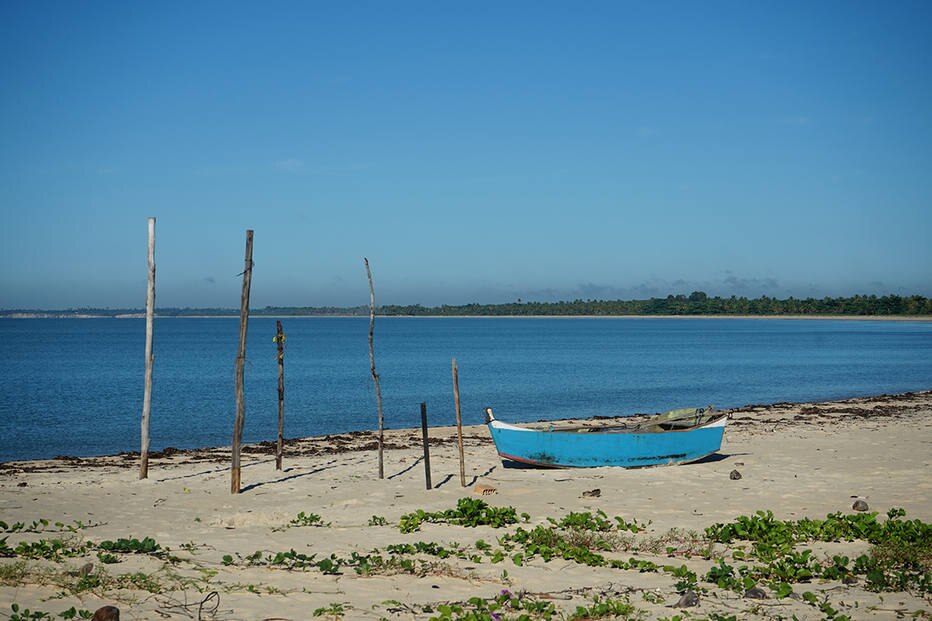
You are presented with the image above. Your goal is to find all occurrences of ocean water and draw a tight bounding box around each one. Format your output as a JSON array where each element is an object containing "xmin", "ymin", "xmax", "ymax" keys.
[{"xmin": 0, "ymin": 317, "xmax": 930, "ymax": 462}]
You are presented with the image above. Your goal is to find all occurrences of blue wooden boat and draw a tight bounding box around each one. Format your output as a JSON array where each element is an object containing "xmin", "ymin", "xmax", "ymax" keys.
[{"xmin": 485, "ymin": 406, "xmax": 727, "ymax": 468}]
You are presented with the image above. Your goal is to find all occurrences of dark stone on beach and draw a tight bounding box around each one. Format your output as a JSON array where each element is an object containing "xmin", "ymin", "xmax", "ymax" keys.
[
  {"xmin": 17, "ymin": 481, "xmax": 27, "ymax": 487},
  {"xmin": 744, "ymin": 587, "xmax": 768, "ymax": 599},
  {"xmin": 675, "ymin": 591, "xmax": 699, "ymax": 607},
  {"xmin": 729, "ymin": 469, "xmax": 742, "ymax": 480},
  {"xmin": 92, "ymin": 606, "xmax": 119, "ymax": 621},
  {"xmin": 852, "ymin": 499, "xmax": 869, "ymax": 511},
  {"xmin": 582, "ymin": 488, "xmax": 601, "ymax": 498}
]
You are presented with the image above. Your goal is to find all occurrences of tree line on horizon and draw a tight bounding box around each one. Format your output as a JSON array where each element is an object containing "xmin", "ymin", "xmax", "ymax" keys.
[{"xmin": 3, "ymin": 293, "xmax": 930, "ymax": 317}]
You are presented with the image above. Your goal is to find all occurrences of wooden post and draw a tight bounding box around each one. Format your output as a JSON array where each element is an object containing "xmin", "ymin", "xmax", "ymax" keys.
[
  {"xmin": 231, "ymin": 229, "xmax": 254, "ymax": 494},
  {"xmin": 364, "ymin": 258, "xmax": 385, "ymax": 479},
  {"xmin": 139, "ymin": 217, "xmax": 156, "ymax": 480},
  {"xmin": 420, "ymin": 402, "xmax": 432, "ymax": 490},
  {"xmin": 452, "ymin": 358, "xmax": 466, "ymax": 487},
  {"xmin": 275, "ymin": 320, "xmax": 285, "ymax": 471}
]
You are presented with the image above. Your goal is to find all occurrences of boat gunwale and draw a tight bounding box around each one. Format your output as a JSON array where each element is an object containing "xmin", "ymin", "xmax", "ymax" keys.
[{"xmin": 488, "ymin": 413, "xmax": 728, "ymax": 435}]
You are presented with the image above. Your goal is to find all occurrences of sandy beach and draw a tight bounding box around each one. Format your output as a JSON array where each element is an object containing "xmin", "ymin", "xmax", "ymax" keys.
[{"xmin": 1, "ymin": 392, "xmax": 929, "ymax": 620}]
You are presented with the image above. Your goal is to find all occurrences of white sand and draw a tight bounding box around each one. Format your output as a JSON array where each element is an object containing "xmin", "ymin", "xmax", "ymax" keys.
[{"xmin": 1, "ymin": 392, "xmax": 929, "ymax": 620}]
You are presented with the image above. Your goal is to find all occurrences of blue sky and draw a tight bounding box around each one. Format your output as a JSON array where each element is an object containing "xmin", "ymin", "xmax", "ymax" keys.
[{"xmin": 1, "ymin": 1, "xmax": 930, "ymax": 309}]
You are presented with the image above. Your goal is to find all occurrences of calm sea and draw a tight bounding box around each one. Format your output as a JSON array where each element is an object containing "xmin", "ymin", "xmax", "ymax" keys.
[{"xmin": 0, "ymin": 317, "xmax": 930, "ymax": 462}]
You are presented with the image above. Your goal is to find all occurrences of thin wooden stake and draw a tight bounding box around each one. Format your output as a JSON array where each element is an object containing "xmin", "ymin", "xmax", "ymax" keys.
[
  {"xmin": 452, "ymin": 358, "xmax": 466, "ymax": 487},
  {"xmin": 420, "ymin": 402, "xmax": 432, "ymax": 490},
  {"xmin": 231, "ymin": 229, "xmax": 254, "ymax": 494},
  {"xmin": 365, "ymin": 258, "xmax": 385, "ymax": 479},
  {"xmin": 275, "ymin": 320, "xmax": 285, "ymax": 471},
  {"xmin": 139, "ymin": 217, "xmax": 156, "ymax": 480}
]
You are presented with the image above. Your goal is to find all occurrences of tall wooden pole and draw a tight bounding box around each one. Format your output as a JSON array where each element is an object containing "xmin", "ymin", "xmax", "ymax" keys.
[
  {"xmin": 420, "ymin": 402, "xmax": 432, "ymax": 490},
  {"xmin": 231, "ymin": 229, "xmax": 254, "ymax": 494},
  {"xmin": 139, "ymin": 217, "xmax": 156, "ymax": 480},
  {"xmin": 275, "ymin": 320, "xmax": 285, "ymax": 471},
  {"xmin": 452, "ymin": 358, "xmax": 466, "ymax": 487},
  {"xmin": 364, "ymin": 258, "xmax": 385, "ymax": 479}
]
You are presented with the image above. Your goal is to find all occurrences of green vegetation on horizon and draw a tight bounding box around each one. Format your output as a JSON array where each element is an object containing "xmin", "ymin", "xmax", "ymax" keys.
[{"xmin": 4, "ymin": 292, "xmax": 931, "ymax": 318}]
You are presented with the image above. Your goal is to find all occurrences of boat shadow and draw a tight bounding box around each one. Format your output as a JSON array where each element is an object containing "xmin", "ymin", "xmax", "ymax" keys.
[{"xmin": 690, "ymin": 452, "xmax": 744, "ymax": 465}]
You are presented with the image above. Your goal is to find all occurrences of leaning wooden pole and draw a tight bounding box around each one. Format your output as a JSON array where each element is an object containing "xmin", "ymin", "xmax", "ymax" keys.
[
  {"xmin": 364, "ymin": 258, "xmax": 385, "ymax": 479},
  {"xmin": 139, "ymin": 217, "xmax": 156, "ymax": 480},
  {"xmin": 231, "ymin": 229, "xmax": 254, "ymax": 494},
  {"xmin": 275, "ymin": 320, "xmax": 285, "ymax": 471},
  {"xmin": 420, "ymin": 402, "xmax": 432, "ymax": 490},
  {"xmin": 452, "ymin": 358, "xmax": 466, "ymax": 487}
]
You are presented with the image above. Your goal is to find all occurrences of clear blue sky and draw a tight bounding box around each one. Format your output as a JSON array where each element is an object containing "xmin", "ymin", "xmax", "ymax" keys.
[{"xmin": 2, "ymin": 1, "xmax": 930, "ymax": 309}]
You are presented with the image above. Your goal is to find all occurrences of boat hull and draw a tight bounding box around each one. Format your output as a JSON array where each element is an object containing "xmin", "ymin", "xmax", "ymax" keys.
[{"xmin": 487, "ymin": 416, "xmax": 727, "ymax": 468}]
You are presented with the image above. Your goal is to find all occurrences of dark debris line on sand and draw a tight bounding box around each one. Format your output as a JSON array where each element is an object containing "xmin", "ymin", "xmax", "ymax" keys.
[{"xmin": 1, "ymin": 390, "xmax": 929, "ymax": 474}]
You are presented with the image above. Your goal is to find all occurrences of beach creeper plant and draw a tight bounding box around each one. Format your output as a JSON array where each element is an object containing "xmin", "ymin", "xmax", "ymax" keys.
[
  {"xmin": 705, "ymin": 507, "xmax": 927, "ymax": 549},
  {"xmin": 219, "ymin": 505, "xmax": 928, "ymax": 621},
  {"xmin": 312, "ymin": 602, "xmax": 345, "ymax": 619},
  {"xmin": 386, "ymin": 541, "xmax": 470, "ymax": 560},
  {"xmin": 704, "ymin": 508, "xmax": 931, "ymax": 594},
  {"xmin": 399, "ymin": 498, "xmax": 526, "ymax": 533},
  {"xmin": 223, "ymin": 549, "xmax": 337, "ymax": 574},
  {"xmin": 490, "ymin": 510, "xmax": 655, "ymax": 565},
  {"xmin": 566, "ymin": 595, "xmax": 639, "ymax": 620},
  {"xmin": 493, "ymin": 522, "xmax": 668, "ymax": 576},
  {"xmin": 9, "ymin": 538, "xmax": 91, "ymax": 561},
  {"xmin": 801, "ymin": 590, "xmax": 851, "ymax": 621},
  {"xmin": 222, "ymin": 546, "xmax": 452, "ymax": 577},
  {"xmin": 286, "ymin": 511, "xmax": 328, "ymax": 528},
  {"xmin": 97, "ymin": 536, "xmax": 161, "ymax": 556},
  {"xmin": 630, "ymin": 527, "xmax": 714, "ymax": 559},
  {"xmin": 0, "ymin": 562, "xmax": 201, "ymax": 600},
  {"xmin": 428, "ymin": 590, "xmax": 645, "ymax": 621},
  {"xmin": 7, "ymin": 604, "xmax": 93, "ymax": 621},
  {"xmin": 429, "ymin": 590, "xmax": 559, "ymax": 621},
  {"xmin": 267, "ymin": 512, "xmax": 331, "ymax": 532},
  {"xmin": 2, "ymin": 534, "xmax": 173, "ymax": 566},
  {"xmin": 0, "ymin": 519, "xmax": 98, "ymax": 534}
]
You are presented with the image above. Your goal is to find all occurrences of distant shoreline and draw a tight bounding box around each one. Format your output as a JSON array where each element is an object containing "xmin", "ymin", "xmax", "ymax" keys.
[
  {"xmin": 2, "ymin": 313, "xmax": 931, "ymax": 321},
  {"xmin": 4, "ymin": 293, "xmax": 930, "ymax": 319}
]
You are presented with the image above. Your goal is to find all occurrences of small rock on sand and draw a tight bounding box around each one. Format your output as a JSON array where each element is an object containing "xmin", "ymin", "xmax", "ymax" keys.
[
  {"xmin": 581, "ymin": 488, "xmax": 601, "ymax": 498},
  {"xmin": 92, "ymin": 606, "xmax": 119, "ymax": 621},
  {"xmin": 744, "ymin": 587, "xmax": 768, "ymax": 599},
  {"xmin": 729, "ymin": 469, "xmax": 742, "ymax": 480},
  {"xmin": 852, "ymin": 499, "xmax": 869, "ymax": 511},
  {"xmin": 675, "ymin": 591, "xmax": 699, "ymax": 607}
]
